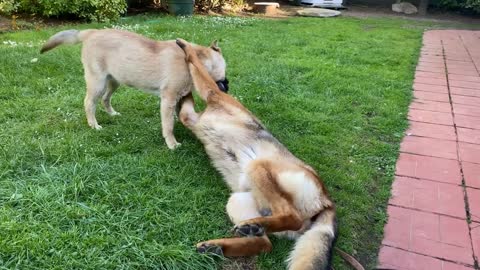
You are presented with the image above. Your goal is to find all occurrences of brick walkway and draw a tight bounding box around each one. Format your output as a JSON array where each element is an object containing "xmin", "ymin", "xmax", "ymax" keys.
[{"xmin": 378, "ymin": 30, "xmax": 480, "ymax": 270}]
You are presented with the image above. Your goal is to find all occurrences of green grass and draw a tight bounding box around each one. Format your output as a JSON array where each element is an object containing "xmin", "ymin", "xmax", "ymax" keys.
[{"xmin": 0, "ymin": 14, "xmax": 433, "ymax": 269}]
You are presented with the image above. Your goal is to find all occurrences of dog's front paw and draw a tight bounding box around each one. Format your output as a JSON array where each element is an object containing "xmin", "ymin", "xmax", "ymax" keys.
[
  {"xmin": 89, "ymin": 123, "xmax": 103, "ymax": 130},
  {"xmin": 233, "ymin": 223, "xmax": 265, "ymax": 237},
  {"xmin": 196, "ymin": 242, "xmax": 223, "ymax": 256},
  {"xmin": 166, "ymin": 139, "xmax": 181, "ymax": 150},
  {"xmin": 108, "ymin": 111, "xmax": 121, "ymax": 116}
]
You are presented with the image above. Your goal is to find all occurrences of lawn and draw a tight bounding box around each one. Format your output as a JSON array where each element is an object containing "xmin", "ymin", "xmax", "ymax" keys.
[{"xmin": 0, "ymin": 14, "xmax": 427, "ymax": 269}]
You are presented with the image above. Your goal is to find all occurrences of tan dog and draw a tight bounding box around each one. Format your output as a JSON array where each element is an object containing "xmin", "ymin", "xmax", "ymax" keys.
[
  {"xmin": 40, "ymin": 29, "xmax": 228, "ymax": 149},
  {"xmin": 176, "ymin": 38, "xmax": 336, "ymax": 270}
]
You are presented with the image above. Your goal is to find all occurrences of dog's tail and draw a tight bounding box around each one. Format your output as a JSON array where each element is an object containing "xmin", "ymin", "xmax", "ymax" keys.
[
  {"xmin": 175, "ymin": 38, "xmax": 220, "ymax": 102},
  {"xmin": 40, "ymin": 29, "xmax": 94, "ymax": 54},
  {"xmin": 288, "ymin": 207, "xmax": 365, "ymax": 270},
  {"xmin": 287, "ymin": 207, "xmax": 336, "ymax": 270}
]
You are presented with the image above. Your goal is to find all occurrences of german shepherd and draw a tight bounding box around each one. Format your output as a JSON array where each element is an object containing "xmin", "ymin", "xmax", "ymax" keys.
[
  {"xmin": 40, "ymin": 29, "xmax": 228, "ymax": 149},
  {"xmin": 175, "ymin": 38, "xmax": 336, "ymax": 270}
]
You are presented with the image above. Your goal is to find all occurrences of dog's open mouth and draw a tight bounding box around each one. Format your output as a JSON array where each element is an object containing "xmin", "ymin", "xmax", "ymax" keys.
[{"xmin": 216, "ymin": 78, "xmax": 229, "ymax": 93}]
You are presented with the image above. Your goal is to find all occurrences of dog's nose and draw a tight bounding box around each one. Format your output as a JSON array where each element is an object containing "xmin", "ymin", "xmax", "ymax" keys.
[
  {"xmin": 216, "ymin": 78, "xmax": 229, "ymax": 93},
  {"xmin": 216, "ymin": 81, "xmax": 226, "ymax": 92}
]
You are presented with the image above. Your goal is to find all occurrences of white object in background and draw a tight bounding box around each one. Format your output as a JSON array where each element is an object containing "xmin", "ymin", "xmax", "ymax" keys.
[
  {"xmin": 296, "ymin": 8, "xmax": 341, "ymax": 17},
  {"xmin": 300, "ymin": 0, "xmax": 343, "ymax": 8}
]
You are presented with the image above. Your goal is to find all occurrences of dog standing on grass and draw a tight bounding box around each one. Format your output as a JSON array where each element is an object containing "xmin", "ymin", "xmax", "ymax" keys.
[
  {"xmin": 40, "ymin": 29, "xmax": 228, "ymax": 149},
  {"xmin": 175, "ymin": 38, "xmax": 336, "ymax": 270}
]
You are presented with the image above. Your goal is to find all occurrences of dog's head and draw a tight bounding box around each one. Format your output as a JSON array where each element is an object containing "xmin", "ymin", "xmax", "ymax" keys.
[{"xmin": 199, "ymin": 40, "xmax": 229, "ymax": 93}]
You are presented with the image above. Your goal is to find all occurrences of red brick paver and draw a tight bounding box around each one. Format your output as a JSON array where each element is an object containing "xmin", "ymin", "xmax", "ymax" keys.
[
  {"xmin": 467, "ymin": 188, "xmax": 480, "ymax": 223},
  {"xmin": 378, "ymin": 245, "xmax": 474, "ymax": 270},
  {"xmin": 408, "ymin": 109, "xmax": 454, "ymax": 125},
  {"xmin": 379, "ymin": 30, "xmax": 480, "ymax": 269},
  {"xmin": 463, "ymin": 162, "xmax": 480, "ymax": 188},
  {"xmin": 472, "ymin": 223, "xmax": 480, "ymax": 263},
  {"xmin": 455, "ymin": 114, "xmax": 480, "ymax": 130},
  {"xmin": 450, "ymin": 80, "xmax": 480, "ymax": 90},
  {"xmin": 382, "ymin": 206, "xmax": 473, "ymax": 265},
  {"xmin": 451, "ymin": 87, "xmax": 480, "ymax": 98},
  {"xmin": 389, "ymin": 176, "xmax": 466, "ymax": 218},
  {"xmin": 452, "ymin": 95, "xmax": 480, "ymax": 106},
  {"xmin": 414, "ymin": 82, "xmax": 449, "ymax": 92},
  {"xmin": 400, "ymin": 136, "xmax": 457, "ymax": 159},
  {"xmin": 459, "ymin": 142, "xmax": 480, "ymax": 164},
  {"xmin": 410, "ymin": 100, "xmax": 452, "ymax": 113},
  {"xmin": 396, "ymin": 153, "xmax": 461, "ymax": 184},
  {"xmin": 407, "ymin": 121, "xmax": 456, "ymax": 140},
  {"xmin": 454, "ymin": 104, "xmax": 480, "ymax": 117},
  {"xmin": 414, "ymin": 90, "xmax": 450, "ymax": 102}
]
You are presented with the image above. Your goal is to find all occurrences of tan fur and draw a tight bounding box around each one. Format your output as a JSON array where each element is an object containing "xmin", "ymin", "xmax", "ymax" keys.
[
  {"xmin": 40, "ymin": 29, "xmax": 226, "ymax": 149},
  {"xmin": 176, "ymin": 39, "xmax": 336, "ymax": 270}
]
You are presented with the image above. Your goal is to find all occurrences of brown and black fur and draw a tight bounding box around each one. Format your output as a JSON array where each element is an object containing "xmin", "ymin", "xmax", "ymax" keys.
[{"xmin": 176, "ymin": 38, "xmax": 337, "ymax": 270}]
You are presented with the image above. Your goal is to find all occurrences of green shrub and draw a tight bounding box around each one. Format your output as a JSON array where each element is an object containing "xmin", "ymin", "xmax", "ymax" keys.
[
  {"xmin": 84, "ymin": 0, "xmax": 128, "ymax": 22},
  {"xmin": 465, "ymin": 0, "xmax": 480, "ymax": 12},
  {"xmin": 126, "ymin": 0, "xmax": 244, "ymax": 13},
  {"xmin": 127, "ymin": 0, "xmax": 156, "ymax": 8},
  {"xmin": 431, "ymin": 0, "xmax": 480, "ymax": 14},
  {"xmin": 195, "ymin": 0, "xmax": 224, "ymax": 12},
  {"xmin": 0, "ymin": 0, "xmax": 19, "ymax": 14},
  {"xmin": 0, "ymin": 0, "xmax": 127, "ymax": 22},
  {"xmin": 195, "ymin": 0, "xmax": 244, "ymax": 12}
]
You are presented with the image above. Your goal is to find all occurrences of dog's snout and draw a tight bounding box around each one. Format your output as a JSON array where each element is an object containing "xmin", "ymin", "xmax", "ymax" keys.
[{"xmin": 216, "ymin": 78, "xmax": 229, "ymax": 93}]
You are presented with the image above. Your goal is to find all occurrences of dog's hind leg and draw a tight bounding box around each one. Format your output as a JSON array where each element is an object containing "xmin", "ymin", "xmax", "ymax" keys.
[
  {"xmin": 195, "ymin": 192, "xmax": 272, "ymax": 257},
  {"xmin": 226, "ymin": 192, "xmax": 261, "ymax": 225},
  {"xmin": 84, "ymin": 72, "xmax": 107, "ymax": 130},
  {"xmin": 102, "ymin": 78, "xmax": 120, "ymax": 116},
  {"xmin": 233, "ymin": 160, "xmax": 303, "ymax": 235},
  {"xmin": 196, "ymin": 235, "xmax": 272, "ymax": 257}
]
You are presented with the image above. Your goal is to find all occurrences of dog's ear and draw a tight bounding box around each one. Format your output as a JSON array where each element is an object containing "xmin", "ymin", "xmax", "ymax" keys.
[
  {"xmin": 176, "ymin": 38, "xmax": 188, "ymax": 49},
  {"xmin": 210, "ymin": 40, "xmax": 221, "ymax": 53},
  {"xmin": 176, "ymin": 38, "xmax": 192, "ymax": 62}
]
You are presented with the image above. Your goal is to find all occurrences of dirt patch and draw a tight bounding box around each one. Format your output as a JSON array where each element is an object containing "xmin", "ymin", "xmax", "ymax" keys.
[
  {"xmin": 221, "ymin": 3, "xmax": 480, "ymax": 25},
  {"xmin": 342, "ymin": 4, "xmax": 480, "ymax": 26},
  {"xmin": 0, "ymin": 14, "xmax": 78, "ymax": 33}
]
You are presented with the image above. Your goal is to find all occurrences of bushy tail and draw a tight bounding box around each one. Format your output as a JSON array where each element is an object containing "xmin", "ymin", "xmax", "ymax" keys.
[
  {"xmin": 288, "ymin": 208, "xmax": 336, "ymax": 270},
  {"xmin": 40, "ymin": 29, "xmax": 93, "ymax": 54}
]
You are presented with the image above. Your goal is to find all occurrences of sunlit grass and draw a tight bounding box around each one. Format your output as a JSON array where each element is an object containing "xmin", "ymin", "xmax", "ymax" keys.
[{"xmin": 0, "ymin": 14, "xmax": 429, "ymax": 269}]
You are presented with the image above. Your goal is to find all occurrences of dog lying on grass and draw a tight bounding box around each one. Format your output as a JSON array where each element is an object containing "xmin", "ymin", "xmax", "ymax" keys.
[
  {"xmin": 175, "ymin": 38, "xmax": 337, "ymax": 270},
  {"xmin": 40, "ymin": 29, "xmax": 228, "ymax": 149}
]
